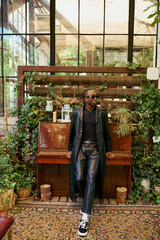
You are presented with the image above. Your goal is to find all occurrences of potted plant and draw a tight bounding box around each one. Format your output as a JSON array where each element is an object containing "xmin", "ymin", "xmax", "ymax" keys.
[
  {"xmin": 0, "ymin": 155, "xmax": 17, "ymax": 211},
  {"xmin": 0, "ymin": 135, "xmax": 36, "ymax": 201},
  {"xmin": 111, "ymin": 106, "xmax": 135, "ymax": 137},
  {"xmin": 15, "ymin": 169, "xmax": 36, "ymax": 199}
]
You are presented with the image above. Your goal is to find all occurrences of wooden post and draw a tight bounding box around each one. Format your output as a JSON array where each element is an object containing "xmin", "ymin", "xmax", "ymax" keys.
[
  {"xmin": 40, "ymin": 184, "xmax": 51, "ymax": 201},
  {"xmin": 8, "ymin": 226, "xmax": 13, "ymax": 240},
  {"xmin": 4, "ymin": 75, "xmax": 8, "ymax": 134},
  {"xmin": 116, "ymin": 187, "xmax": 127, "ymax": 204}
]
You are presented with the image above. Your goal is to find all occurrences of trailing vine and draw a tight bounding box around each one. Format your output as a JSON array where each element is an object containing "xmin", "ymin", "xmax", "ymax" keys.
[{"xmin": 131, "ymin": 79, "xmax": 160, "ymax": 204}]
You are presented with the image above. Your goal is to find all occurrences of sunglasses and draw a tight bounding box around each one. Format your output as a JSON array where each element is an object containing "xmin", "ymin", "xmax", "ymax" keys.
[{"xmin": 85, "ymin": 95, "xmax": 99, "ymax": 99}]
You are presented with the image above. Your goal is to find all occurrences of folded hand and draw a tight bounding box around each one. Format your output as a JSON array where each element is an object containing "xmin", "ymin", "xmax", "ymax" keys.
[
  {"xmin": 67, "ymin": 151, "xmax": 72, "ymax": 159},
  {"xmin": 106, "ymin": 152, "xmax": 115, "ymax": 159}
]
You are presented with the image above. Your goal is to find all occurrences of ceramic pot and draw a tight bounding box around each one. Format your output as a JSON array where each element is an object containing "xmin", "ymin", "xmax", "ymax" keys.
[{"xmin": 17, "ymin": 188, "xmax": 32, "ymax": 198}]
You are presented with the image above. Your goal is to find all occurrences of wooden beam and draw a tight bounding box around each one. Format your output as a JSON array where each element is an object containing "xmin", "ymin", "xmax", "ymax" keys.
[
  {"xmin": 8, "ymin": 0, "xmax": 28, "ymax": 14},
  {"xmin": 101, "ymin": 100, "xmax": 135, "ymax": 111},
  {"xmin": 42, "ymin": 75, "xmax": 142, "ymax": 86},
  {"xmin": 18, "ymin": 66, "xmax": 25, "ymax": 108},
  {"xmin": 18, "ymin": 65, "xmax": 147, "ymax": 74},
  {"xmin": 30, "ymin": 86, "xmax": 140, "ymax": 98}
]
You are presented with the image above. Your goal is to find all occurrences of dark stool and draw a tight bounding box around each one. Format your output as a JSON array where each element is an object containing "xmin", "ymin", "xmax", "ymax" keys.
[{"xmin": 0, "ymin": 217, "xmax": 14, "ymax": 240}]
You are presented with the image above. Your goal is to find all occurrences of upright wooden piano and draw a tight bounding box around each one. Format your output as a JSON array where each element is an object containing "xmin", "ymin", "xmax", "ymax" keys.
[{"xmin": 35, "ymin": 122, "xmax": 132, "ymax": 197}]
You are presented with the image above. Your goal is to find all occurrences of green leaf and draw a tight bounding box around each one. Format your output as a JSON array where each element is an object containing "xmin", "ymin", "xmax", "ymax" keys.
[{"xmin": 147, "ymin": 12, "xmax": 158, "ymax": 19}]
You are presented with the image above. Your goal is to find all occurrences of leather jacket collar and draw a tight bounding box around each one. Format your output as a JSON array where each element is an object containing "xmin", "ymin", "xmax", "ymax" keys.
[{"xmin": 77, "ymin": 106, "xmax": 102, "ymax": 123}]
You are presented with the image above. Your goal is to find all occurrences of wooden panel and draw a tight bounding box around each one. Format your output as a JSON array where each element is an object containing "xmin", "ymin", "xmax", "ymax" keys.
[
  {"xmin": 39, "ymin": 122, "xmax": 70, "ymax": 150},
  {"xmin": 103, "ymin": 165, "xmax": 130, "ymax": 197},
  {"xmin": 109, "ymin": 123, "xmax": 131, "ymax": 151},
  {"xmin": 38, "ymin": 164, "xmax": 130, "ymax": 197},
  {"xmin": 36, "ymin": 156, "xmax": 70, "ymax": 164},
  {"xmin": 106, "ymin": 159, "xmax": 131, "ymax": 166},
  {"xmin": 40, "ymin": 164, "xmax": 70, "ymax": 195},
  {"xmin": 36, "ymin": 156, "xmax": 131, "ymax": 165},
  {"xmin": 38, "ymin": 122, "xmax": 131, "ymax": 152}
]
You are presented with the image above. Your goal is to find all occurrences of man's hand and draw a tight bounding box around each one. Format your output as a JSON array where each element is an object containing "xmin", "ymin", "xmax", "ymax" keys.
[
  {"xmin": 106, "ymin": 152, "xmax": 115, "ymax": 159},
  {"xmin": 67, "ymin": 151, "xmax": 72, "ymax": 159}
]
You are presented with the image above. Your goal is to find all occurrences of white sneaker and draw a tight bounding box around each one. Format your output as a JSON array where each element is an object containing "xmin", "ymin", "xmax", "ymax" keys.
[{"xmin": 78, "ymin": 219, "xmax": 88, "ymax": 237}]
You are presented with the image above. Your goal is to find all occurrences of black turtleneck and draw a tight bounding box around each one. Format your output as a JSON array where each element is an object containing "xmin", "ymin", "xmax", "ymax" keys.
[{"xmin": 82, "ymin": 107, "xmax": 97, "ymax": 141}]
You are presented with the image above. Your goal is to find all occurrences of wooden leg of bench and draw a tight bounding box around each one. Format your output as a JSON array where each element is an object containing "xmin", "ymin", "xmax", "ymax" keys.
[{"xmin": 8, "ymin": 226, "xmax": 13, "ymax": 240}]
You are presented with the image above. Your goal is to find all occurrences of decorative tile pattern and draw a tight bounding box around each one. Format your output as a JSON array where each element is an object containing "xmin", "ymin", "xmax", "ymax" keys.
[{"xmin": 1, "ymin": 205, "xmax": 160, "ymax": 239}]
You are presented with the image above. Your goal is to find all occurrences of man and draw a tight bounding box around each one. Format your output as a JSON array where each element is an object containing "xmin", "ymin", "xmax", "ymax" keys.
[{"xmin": 67, "ymin": 89, "xmax": 115, "ymax": 237}]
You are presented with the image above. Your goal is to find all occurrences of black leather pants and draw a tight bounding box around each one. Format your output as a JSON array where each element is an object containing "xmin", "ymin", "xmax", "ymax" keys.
[{"xmin": 75, "ymin": 141, "xmax": 99, "ymax": 214}]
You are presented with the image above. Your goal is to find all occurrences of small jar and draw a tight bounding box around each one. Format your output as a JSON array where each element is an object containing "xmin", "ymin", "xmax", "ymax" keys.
[{"xmin": 46, "ymin": 100, "xmax": 53, "ymax": 111}]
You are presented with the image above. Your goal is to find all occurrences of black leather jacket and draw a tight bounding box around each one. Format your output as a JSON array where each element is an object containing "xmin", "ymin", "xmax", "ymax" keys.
[{"xmin": 68, "ymin": 106, "xmax": 112, "ymax": 201}]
